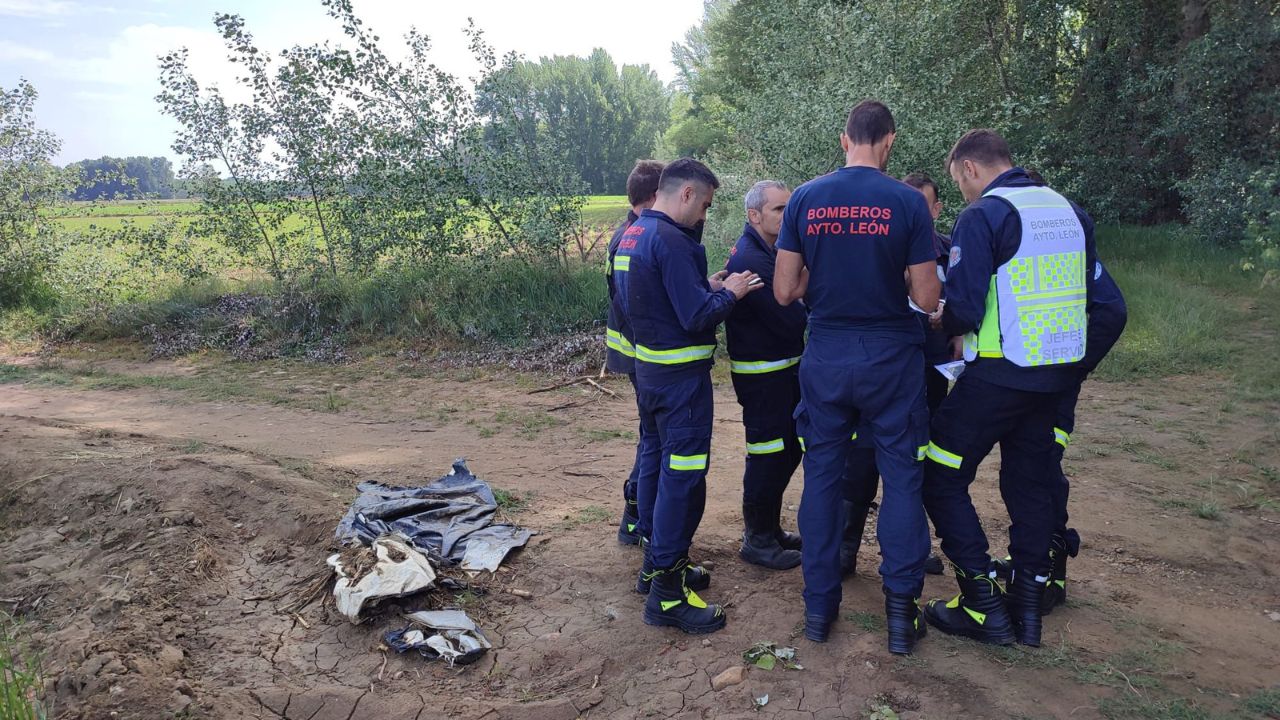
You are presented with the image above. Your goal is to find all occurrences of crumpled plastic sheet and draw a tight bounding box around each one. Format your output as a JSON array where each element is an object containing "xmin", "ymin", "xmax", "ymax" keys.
[
  {"xmin": 335, "ymin": 459, "xmax": 533, "ymax": 573},
  {"xmin": 327, "ymin": 534, "xmax": 436, "ymax": 622},
  {"xmin": 385, "ymin": 609, "xmax": 492, "ymax": 667}
]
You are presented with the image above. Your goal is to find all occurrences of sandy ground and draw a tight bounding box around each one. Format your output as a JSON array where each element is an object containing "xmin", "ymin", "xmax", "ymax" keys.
[{"xmin": 1, "ymin": 353, "xmax": 1277, "ymax": 719}]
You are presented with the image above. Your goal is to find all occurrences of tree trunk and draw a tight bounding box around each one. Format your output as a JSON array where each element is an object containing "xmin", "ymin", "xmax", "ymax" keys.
[{"xmin": 1180, "ymin": 0, "xmax": 1210, "ymax": 46}]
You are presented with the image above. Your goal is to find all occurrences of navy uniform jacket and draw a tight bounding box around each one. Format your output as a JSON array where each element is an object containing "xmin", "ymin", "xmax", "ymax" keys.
[
  {"xmin": 1081, "ymin": 260, "xmax": 1127, "ymax": 375},
  {"xmin": 921, "ymin": 230, "xmax": 953, "ymax": 364},
  {"xmin": 776, "ymin": 166, "xmax": 936, "ymax": 340},
  {"xmin": 724, "ymin": 224, "xmax": 807, "ymax": 364},
  {"xmin": 618, "ymin": 209, "xmax": 737, "ymax": 383},
  {"xmin": 941, "ymin": 168, "xmax": 1098, "ymax": 393},
  {"xmin": 605, "ymin": 209, "xmax": 639, "ymax": 374}
]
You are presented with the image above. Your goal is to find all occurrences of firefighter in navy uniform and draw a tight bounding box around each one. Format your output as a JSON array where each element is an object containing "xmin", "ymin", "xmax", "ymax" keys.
[
  {"xmin": 839, "ymin": 173, "xmax": 953, "ymax": 579},
  {"xmin": 605, "ymin": 160, "xmax": 664, "ymax": 547},
  {"xmin": 988, "ymin": 170, "xmax": 1130, "ymax": 614},
  {"xmin": 922, "ymin": 130, "xmax": 1098, "ymax": 648},
  {"xmin": 724, "ymin": 181, "xmax": 805, "ymax": 571},
  {"xmin": 614, "ymin": 158, "xmax": 761, "ymax": 634},
  {"xmin": 774, "ymin": 100, "xmax": 940, "ymax": 655}
]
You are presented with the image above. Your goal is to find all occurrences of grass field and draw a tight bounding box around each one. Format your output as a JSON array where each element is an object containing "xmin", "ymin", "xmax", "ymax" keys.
[{"xmin": 51, "ymin": 196, "xmax": 630, "ymax": 233}]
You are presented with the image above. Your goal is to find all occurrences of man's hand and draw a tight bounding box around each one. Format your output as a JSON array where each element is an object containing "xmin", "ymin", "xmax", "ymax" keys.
[
  {"xmin": 708, "ymin": 269, "xmax": 729, "ymax": 292},
  {"xmin": 928, "ymin": 299, "xmax": 946, "ymax": 330},
  {"xmin": 949, "ymin": 336, "xmax": 964, "ymax": 361},
  {"xmin": 721, "ymin": 271, "xmax": 761, "ymax": 299}
]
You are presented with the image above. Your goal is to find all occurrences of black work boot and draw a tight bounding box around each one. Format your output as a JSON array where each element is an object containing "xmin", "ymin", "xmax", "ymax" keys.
[
  {"xmin": 617, "ymin": 498, "xmax": 641, "ymax": 545},
  {"xmin": 804, "ymin": 612, "xmax": 835, "ymax": 643},
  {"xmin": 884, "ymin": 589, "xmax": 927, "ymax": 655},
  {"xmin": 636, "ymin": 538, "xmax": 710, "ymax": 594},
  {"xmin": 740, "ymin": 503, "xmax": 801, "ymax": 570},
  {"xmin": 924, "ymin": 565, "xmax": 1015, "ymax": 646},
  {"xmin": 767, "ymin": 494, "xmax": 803, "ymax": 550},
  {"xmin": 643, "ymin": 559, "xmax": 726, "ymax": 634},
  {"xmin": 1006, "ymin": 569, "xmax": 1046, "ymax": 647},
  {"xmin": 1042, "ymin": 530, "xmax": 1079, "ymax": 614},
  {"xmin": 840, "ymin": 499, "xmax": 871, "ymax": 577}
]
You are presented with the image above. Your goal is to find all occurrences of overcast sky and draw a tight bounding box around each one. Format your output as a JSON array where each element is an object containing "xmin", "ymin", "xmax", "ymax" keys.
[{"xmin": 0, "ymin": 0, "xmax": 706, "ymax": 166}]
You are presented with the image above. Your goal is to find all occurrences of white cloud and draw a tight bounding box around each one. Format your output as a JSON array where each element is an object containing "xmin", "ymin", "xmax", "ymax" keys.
[
  {"xmin": 0, "ymin": 0, "xmax": 77, "ymax": 18},
  {"xmin": 0, "ymin": 41, "xmax": 55, "ymax": 63}
]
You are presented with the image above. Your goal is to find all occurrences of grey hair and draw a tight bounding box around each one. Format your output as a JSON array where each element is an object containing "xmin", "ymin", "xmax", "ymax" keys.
[{"xmin": 744, "ymin": 180, "xmax": 789, "ymax": 213}]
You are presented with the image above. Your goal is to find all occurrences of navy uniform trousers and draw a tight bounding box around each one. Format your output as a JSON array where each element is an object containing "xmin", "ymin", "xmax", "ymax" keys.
[
  {"xmin": 625, "ymin": 372, "xmax": 662, "ymax": 540},
  {"xmin": 922, "ymin": 375, "xmax": 1061, "ymax": 577},
  {"xmin": 796, "ymin": 331, "xmax": 931, "ymax": 617},
  {"xmin": 843, "ymin": 359, "xmax": 952, "ymax": 518},
  {"xmin": 731, "ymin": 367, "xmax": 804, "ymax": 519},
  {"xmin": 1050, "ymin": 380, "xmax": 1084, "ymax": 556},
  {"xmin": 635, "ymin": 372, "xmax": 715, "ymax": 569}
]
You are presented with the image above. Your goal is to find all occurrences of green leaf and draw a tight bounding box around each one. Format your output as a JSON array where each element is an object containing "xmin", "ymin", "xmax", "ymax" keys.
[{"xmin": 754, "ymin": 654, "xmax": 776, "ymax": 671}]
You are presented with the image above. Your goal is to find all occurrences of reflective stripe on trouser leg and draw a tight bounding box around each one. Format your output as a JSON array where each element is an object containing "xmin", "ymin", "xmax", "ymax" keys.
[{"xmin": 926, "ymin": 441, "xmax": 963, "ymax": 469}]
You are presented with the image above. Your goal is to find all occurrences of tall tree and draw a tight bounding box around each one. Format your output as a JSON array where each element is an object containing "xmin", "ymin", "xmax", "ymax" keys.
[{"xmin": 478, "ymin": 49, "xmax": 670, "ymax": 194}]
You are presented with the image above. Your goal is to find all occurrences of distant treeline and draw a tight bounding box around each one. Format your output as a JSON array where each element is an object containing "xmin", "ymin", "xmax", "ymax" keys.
[{"xmin": 66, "ymin": 156, "xmax": 180, "ymax": 200}]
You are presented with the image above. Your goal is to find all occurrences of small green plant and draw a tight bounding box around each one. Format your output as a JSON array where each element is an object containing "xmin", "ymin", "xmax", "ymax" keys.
[
  {"xmin": 555, "ymin": 505, "xmax": 609, "ymax": 529},
  {"xmin": 1194, "ymin": 501, "xmax": 1222, "ymax": 520},
  {"xmin": 579, "ymin": 427, "xmax": 637, "ymax": 443},
  {"xmin": 843, "ymin": 611, "xmax": 883, "ymax": 633},
  {"xmin": 323, "ymin": 391, "xmax": 347, "ymax": 412},
  {"xmin": 493, "ymin": 488, "xmax": 529, "ymax": 514},
  {"xmin": 0, "ymin": 614, "xmax": 47, "ymax": 720}
]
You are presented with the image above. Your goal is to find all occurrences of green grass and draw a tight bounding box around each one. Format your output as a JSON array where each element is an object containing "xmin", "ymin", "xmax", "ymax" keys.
[
  {"xmin": 843, "ymin": 611, "xmax": 884, "ymax": 633},
  {"xmin": 580, "ymin": 195, "xmax": 628, "ymax": 226},
  {"xmin": 1243, "ymin": 688, "xmax": 1280, "ymax": 717},
  {"xmin": 0, "ymin": 614, "xmax": 47, "ymax": 720},
  {"xmin": 1096, "ymin": 225, "xmax": 1280, "ymax": 402},
  {"xmin": 493, "ymin": 488, "xmax": 529, "ymax": 513},
  {"xmin": 555, "ymin": 505, "xmax": 610, "ymax": 530}
]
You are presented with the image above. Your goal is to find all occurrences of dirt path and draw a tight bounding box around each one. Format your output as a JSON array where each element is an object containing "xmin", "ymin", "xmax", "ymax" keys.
[{"xmin": 1, "ymin": 355, "xmax": 1278, "ymax": 719}]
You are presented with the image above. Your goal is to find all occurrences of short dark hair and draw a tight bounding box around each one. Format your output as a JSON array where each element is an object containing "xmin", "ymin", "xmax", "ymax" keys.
[
  {"xmin": 946, "ymin": 129, "xmax": 1012, "ymax": 171},
  {"xmin": 658, "ymin": 157, "xmax": 720, "ymax": 195},
  {"xmin": 844, "ymin": 100, "xmax": 895, "ymax": 145},
  {"xmin": 626, "ymin": 160, "xmax": 665, "ymax": 206},
  {"xmin": 902, "ymin": 172, "xmax": 939, "ymax": 199}
]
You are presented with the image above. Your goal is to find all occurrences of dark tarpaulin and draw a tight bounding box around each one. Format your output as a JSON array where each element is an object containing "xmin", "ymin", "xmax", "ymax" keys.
[{"xmin": 335, "ymin": 460, "xmax": 532, "ymax": 571}]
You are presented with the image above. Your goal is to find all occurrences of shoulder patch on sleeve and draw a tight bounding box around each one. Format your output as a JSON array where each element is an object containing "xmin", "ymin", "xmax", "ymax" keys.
[{"xmin": 949, "ymin": 246, "xmax": 962, "ymax": 269}]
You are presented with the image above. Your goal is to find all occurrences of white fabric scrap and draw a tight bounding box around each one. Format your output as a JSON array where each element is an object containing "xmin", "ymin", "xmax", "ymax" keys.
[{"xmin": 327, "ymin": 534, "xmax": 436, "ymax": 622}]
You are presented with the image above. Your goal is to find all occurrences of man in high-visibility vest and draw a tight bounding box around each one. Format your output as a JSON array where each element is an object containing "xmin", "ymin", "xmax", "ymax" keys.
[
  {"xmin": 614, "ymin": 157, "xmax": 761, "ymax": 634},
  {"xmin": 923, "ymin": 130, "xmax": 1097, "ymax": 648},
  {"xmin": 723, "ymin": 180, "xmax": 805, "ymax": 570},
  {"xmin": 774, "ymin": 100, "xmax": 941, "ymax": 654},
  {"xmin": 605, "ymin": 160, "xmax": 664, "ymax": 547}
]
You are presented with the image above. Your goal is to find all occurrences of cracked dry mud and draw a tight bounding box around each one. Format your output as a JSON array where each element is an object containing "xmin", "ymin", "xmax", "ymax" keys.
[{"xmin": 0, "ymin": 358, "xmax": 1277, "ymax": 719}]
